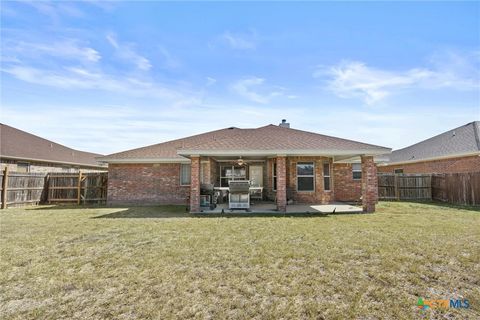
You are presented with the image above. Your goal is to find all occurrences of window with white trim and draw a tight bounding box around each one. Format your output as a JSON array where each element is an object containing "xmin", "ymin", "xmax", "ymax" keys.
[
  {"xmin": 352, "ymin": 163, "xmax": 362, "ymax": 180},
  {"xmin": 297, "ymin": 162, "xmax": 315, "ymax": 191},
  {"xmin": 180, "ymin": 164, "xmax": 191, "ymax": 185},
  {"xmin": 323, "ymin": 162, "xmax": 331, "ymax": 191},
  {"xmin": 394, "ymin": 168, "xmax": 404, "ymax": 174}
]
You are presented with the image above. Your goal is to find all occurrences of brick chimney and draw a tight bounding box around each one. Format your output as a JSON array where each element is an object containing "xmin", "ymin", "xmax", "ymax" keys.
[{"xmin": 279, "ymin": 119, "xmax": 290, "ymax": 128}]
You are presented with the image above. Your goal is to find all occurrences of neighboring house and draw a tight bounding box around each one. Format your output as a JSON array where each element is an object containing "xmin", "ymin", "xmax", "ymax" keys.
[
  {"xmin": 0, "ymin": 123, "xmax": 107, "ymax": 173},
  {"xmin": 378, "ymin": 121, "xmax": 480, "ymax": 174},
  {"xmin": 100, "ymin": 120, "xmax": 390, "ymax": 213}
]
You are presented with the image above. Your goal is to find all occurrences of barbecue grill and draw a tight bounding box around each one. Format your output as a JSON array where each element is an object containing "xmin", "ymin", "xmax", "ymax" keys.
[{"xmin": 228, "ymin": 180, "xmax": 250, "ymax": 209}]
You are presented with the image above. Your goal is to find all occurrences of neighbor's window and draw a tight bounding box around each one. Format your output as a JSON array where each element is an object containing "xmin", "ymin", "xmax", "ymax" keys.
[
  {"xmin": 323, "ymin": 162, "xmax": 331, "ymax": 191},
  {"xmin": 352, "ymin": 163, "xmax": 362, "ymax": 180},
  {"xmin": 272, "ymin": 162, "xmax": 277, "ymax": 191},
  {"xmin": 394, "ymin": 168, "xmax": 404, "ymax": 174},
  {"xmin": 180, "ymin": 164, "xmax": 191, "ymax": 185},
  {"xmin": 297, "ymin": 162, "xmax": 315, "ymax": 191},
  {"xmin": 16, "ymin": 162, "xmax": 30, "ymax": 173}
]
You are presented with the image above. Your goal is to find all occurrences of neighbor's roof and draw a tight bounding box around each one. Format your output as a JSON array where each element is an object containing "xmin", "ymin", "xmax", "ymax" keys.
[
  {"xmin": 0, "ymin": 123, "xmax": 106, "ymax": 168},
  {"xmin": 385, "ymin": 121, "xmax": 480, "ymax": 165},
  {"xmin": 100, "ymin": 124, "xmax": 391, "ymax": 162}
]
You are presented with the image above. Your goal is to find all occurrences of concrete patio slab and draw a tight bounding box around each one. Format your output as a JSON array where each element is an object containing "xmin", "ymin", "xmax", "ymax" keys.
[{"xmin": 200, "ymin": 202, "xmax": 362, "ymax": 214}]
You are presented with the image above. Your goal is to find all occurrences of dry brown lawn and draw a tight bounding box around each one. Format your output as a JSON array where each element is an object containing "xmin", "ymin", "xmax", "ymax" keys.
[{"xmin": 0, "ymin": 202, "xmax": 479, "ymax": 319}]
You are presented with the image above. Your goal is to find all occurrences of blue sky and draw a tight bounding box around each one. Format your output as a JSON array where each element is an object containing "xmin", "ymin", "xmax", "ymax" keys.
[{"xmin": 1, "ymin": 1, "xmax": 479, "ymax": 154}]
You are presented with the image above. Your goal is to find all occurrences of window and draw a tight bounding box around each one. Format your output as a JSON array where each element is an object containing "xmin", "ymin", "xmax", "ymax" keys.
[
  {"xmin": 180, "ymin": 164, "xmax": 191, "ymax": 185},
  {"xmin": 16, "ymin": 162, "xmax": 30, "ymax": 173},
  {"xmin": 297, "ymin": 162, "xmax": 314, "ymax": 191},
  {"xmin": 394, "ymin": 168, "xmax": 404, "ymax": 174},
  {"xmin": 352, "ymin": 163, "xmax": 362, "ymax": 180},
  {"xmin": 323, "ymin": 162, "xmax": 331, "ymax": 191},
  {"xmin": 272, "ymin": 162, "xmax": 277, "ymax": 191},
  {"xmin": 220, "ymin": 165, "xmax": 246, "ymax": 187}
]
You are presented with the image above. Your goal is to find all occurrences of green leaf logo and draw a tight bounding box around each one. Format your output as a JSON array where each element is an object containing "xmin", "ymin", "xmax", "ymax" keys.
[{"xmin": 417, "ymin": 298, "xmax": 424, "ymax": 306}]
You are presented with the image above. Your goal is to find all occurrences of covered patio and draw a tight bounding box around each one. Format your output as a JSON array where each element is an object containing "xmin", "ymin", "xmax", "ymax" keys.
[{"xmin": 183, "ymin": 152, "xmax": 380, "ymax": 214}]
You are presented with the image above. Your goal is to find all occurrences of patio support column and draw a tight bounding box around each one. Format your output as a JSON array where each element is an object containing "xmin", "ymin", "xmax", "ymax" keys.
[
  {"xmin": 361, "ymin": 155, "xmax": 377, "ymax": 213},
  {"xmin": 190, "ymin": 156, "xmax": 201, "ymax": 213},
  {"xmin": 276, "ymin": 155, "xmax": 287, "ymax": 212}
]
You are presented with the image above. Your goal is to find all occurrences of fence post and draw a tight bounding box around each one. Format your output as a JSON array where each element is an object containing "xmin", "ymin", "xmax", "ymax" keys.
[
  {"xmin": 1, "ymin": 167, "xmax": 8, "ymax": 209},
  {"xmin": 77, "ymin": 171, "xmax": 82, "ymax": 205}
]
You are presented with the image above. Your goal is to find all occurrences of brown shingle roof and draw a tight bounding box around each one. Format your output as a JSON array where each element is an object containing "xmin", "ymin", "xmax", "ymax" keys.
[
  {"xmin": 101, "ymin": 124, "xmax": 390, "ymax": 162},
  {"xmin": 0, "ymin": 123, "xmax": 105, "ymax": 168},
  {"xmin": 180, "ymin": 125, "xmax": 389, "ymax": 151},
  {"xmin": 385, "ymin": 121, "xmax": 480, "ymax": 164}
]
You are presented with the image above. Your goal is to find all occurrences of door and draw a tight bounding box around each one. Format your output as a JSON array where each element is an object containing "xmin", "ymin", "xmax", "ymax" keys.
[{"xmin": 249, "ymin": 165, "xmax": 263, "ymax": 187}]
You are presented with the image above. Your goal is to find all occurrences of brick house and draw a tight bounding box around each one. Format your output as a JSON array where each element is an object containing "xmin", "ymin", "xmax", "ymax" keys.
[
  {"xmin": 100, "ymin": 121, "xmax": 391, "ymax": 213},
  {"xmin": 378, "ymin": 121, "xmax": 480, "ymax": 174},
  {"xmin": 0, "ymin": 123, "xmax": 107, "ymax": 173}
]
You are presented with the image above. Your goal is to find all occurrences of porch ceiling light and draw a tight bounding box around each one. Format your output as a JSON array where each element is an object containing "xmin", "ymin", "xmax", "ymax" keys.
[{"xmin": 236, "ymin": 156, "xmax": 245, "ymax": 166}]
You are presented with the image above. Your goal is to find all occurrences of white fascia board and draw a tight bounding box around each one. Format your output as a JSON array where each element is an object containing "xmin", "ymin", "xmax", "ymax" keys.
[
  {"xmin": 377, "ymin": 151, "xmax": 480, "ymax": 166},
  {"xmin": 177, "ymin": 148, "xmax": 391, "ymax": 157},
  {"xmin": 99, "ymin": 158, "xmax": 191, "ymax": 164}
]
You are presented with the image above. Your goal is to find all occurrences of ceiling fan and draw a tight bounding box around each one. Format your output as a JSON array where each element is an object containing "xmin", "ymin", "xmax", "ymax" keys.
[{"xmin": 236, "ymin": 156, "xmax": 246, "ymax": 166}]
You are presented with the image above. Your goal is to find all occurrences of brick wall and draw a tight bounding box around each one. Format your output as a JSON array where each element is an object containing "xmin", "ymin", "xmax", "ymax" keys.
[
  {"xmin": 107, "ymin": 163, "xmax": 189, "ymax": 205},
  {"xmin": 377, "ymin": 155, "xmax": 480, "ymax": 174},
  {"xmin": 361, "ymin": 156, "xmax": 377, "ymax": 213},
  {"xmin": 276, "ymin": 156, "xmax": 287, "ymax": 212},
  {"xmin": 333, "ymin": 163, "xmax": 362, "ymax": 202},
  {"xmin": 190, "ymin": 156, "xmax": 201, "ymax": 213},
  {"xmin": 284, "ymin": 156, "xmax": 334, "ymax": 204}
]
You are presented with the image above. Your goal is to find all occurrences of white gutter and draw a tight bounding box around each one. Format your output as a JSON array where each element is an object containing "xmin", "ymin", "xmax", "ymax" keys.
[
  {"xmin": 378, "ymin": 151, "xmax": 480, "ymax": 166},
  {"xmin": 99, "ymin": 157, "xmax": 191, "ymax": 164},
  {"xmin": 177, "ymin": 148, "xmax": 391, "ymax": 157},
  {"xmin": 1, "ymin": 155, "xmax": 107, "ymax": 168}
]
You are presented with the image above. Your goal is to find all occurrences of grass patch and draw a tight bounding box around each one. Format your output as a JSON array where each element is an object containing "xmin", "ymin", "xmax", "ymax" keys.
[{"xmin": 1, "ymin": 202, "xmax": 479, "ymax": 319}]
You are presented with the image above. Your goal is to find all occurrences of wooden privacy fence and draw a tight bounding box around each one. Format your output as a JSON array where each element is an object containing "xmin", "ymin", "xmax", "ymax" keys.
[
  {"xmin": 378, "ymin": 172, "xmax": 480, "ymax": 205},
  {"xmin": 0, "ymin": 168, "xmax": 107, "ymax": 208},
  {"xmin": 47, "ymin": 172, "xmax": 108, "ymax": 204},
  {"xmin": 432, "ymin": 172, "xmax": 480, "ymax": 206},
  {"xmin": 1, "ymin": 168, "xmax": 47, "ymax": 208},
  {"xmin": 378, "ymin": 174, "xmax": 432, "ymax": 200}
]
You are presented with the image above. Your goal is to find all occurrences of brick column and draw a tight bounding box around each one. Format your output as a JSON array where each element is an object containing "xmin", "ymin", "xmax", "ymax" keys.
[
  {"xmin": 361, "ymin": 155, "xmax": 377, "ymax": 213},
  {"xmin": 190, "ymin": 156, "xmax": 201, "ymax": 213},
  {"xmin": 276, "ymin": 156, "xmax": 287, "ymax": 212}
]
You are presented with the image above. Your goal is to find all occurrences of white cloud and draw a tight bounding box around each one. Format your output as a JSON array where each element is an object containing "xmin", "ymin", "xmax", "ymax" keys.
[
  {"xmin": 206, "ymin": 77, "xmax": 217, "ymax": 86},
  {"xmin": 106, "ymin": 33, "xmax": 152, "ymax": 71},
  {"xmin": 1, "ymin": 65, "xmax": 182, "ymax": 100},
  {"xmin": 5, "ymin": 40, "xmax": 101, "ymax": 63},
  {"xmin": 316, "ymin": 51, "xmax": 480, "ymax": 104},
  {"xmin": 157, "ymin": 46, "xmax": 181, "ymax": 69},
  {"xmin": 231, "ymin": 77, "xmax": 270, "ymax": 103},
  {"xmin": 230, "ymin": 77, "xmax": 294, "ymax": 104},
  {"xmin": 220, "ymin": 31, "xmax": 257, "ymax": 50}
]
